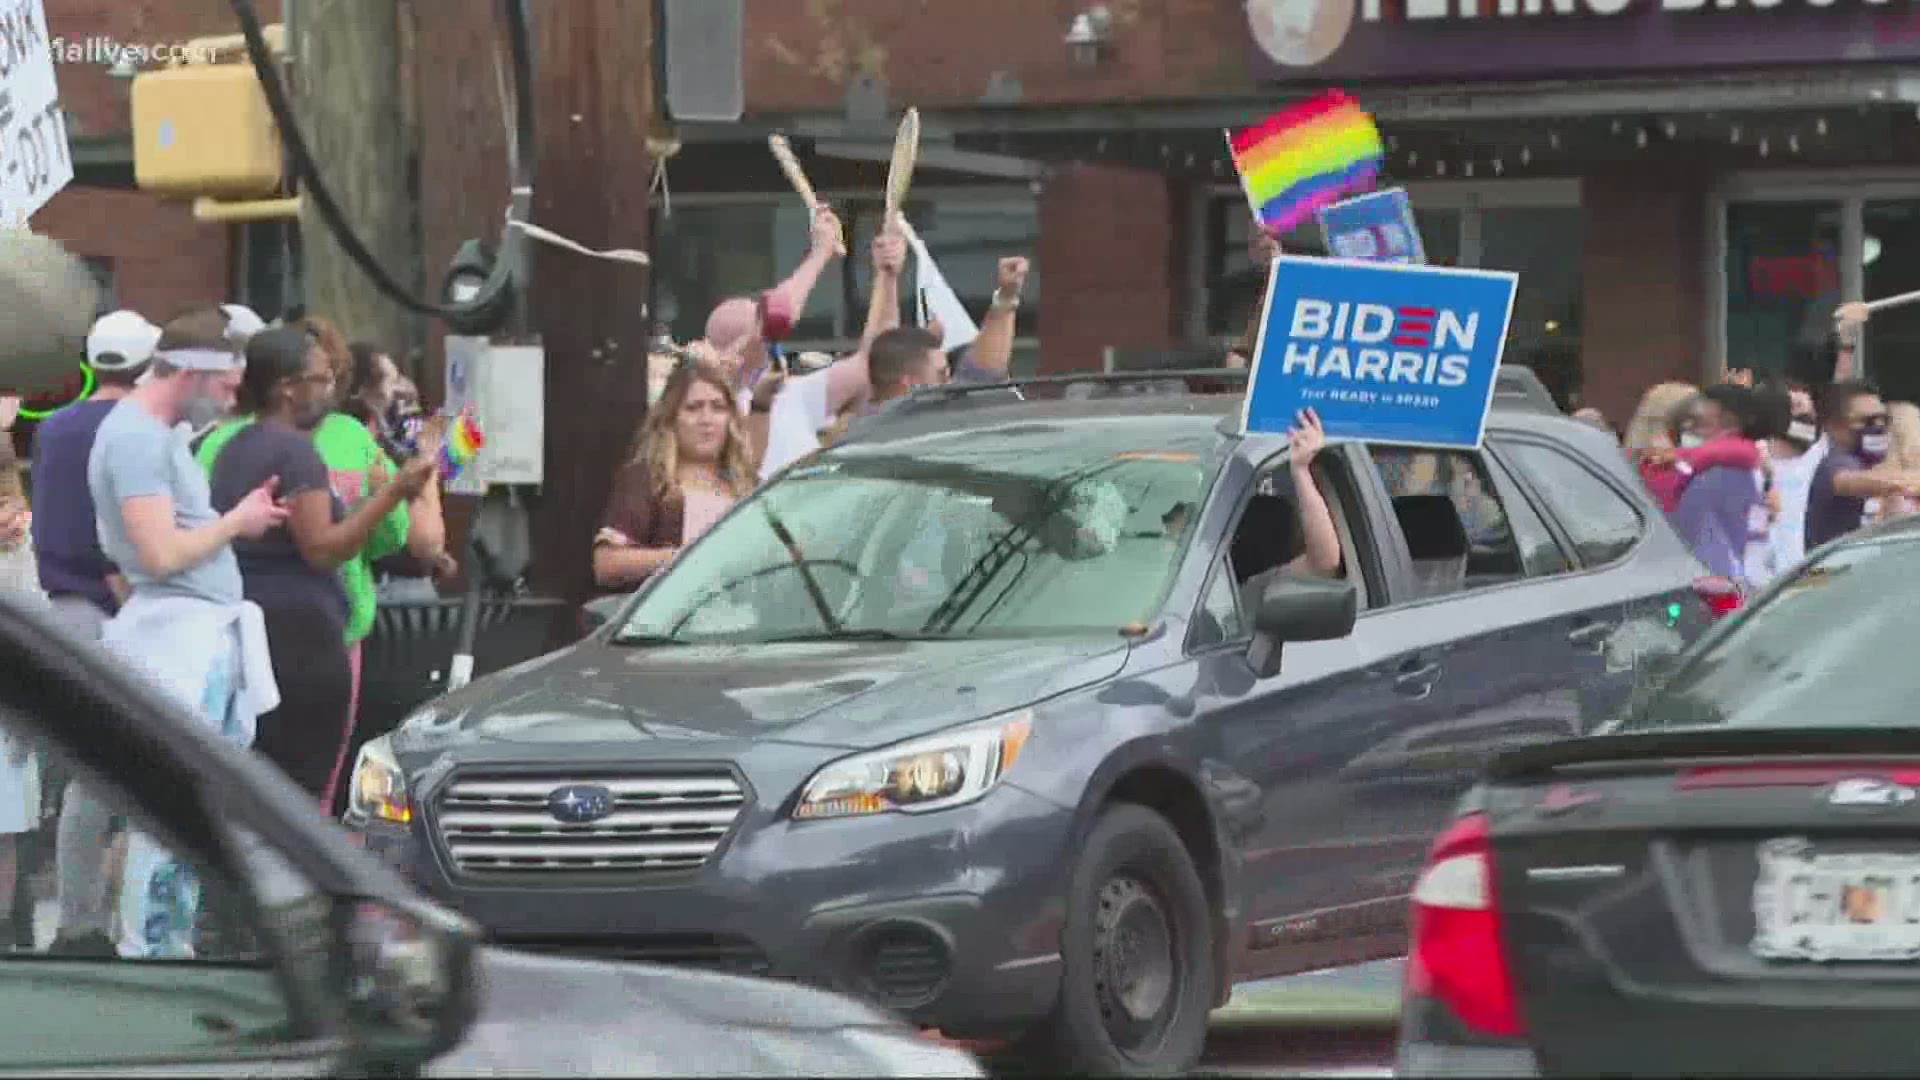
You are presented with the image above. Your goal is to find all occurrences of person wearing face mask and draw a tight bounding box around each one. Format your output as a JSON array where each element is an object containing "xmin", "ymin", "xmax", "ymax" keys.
[
  {"xmin": 1763, "ymin": 382, "xmax": 1826, "ymax": 578},
  {"xmin": 1870, "ymin": 401, "xmax": 1920, "ymax": 522},
  {"xmin": 1803, "ymin": 380, "xmax": 1920, "ymax": 552},
  {"xmin": 593, "ymin": 359, "xmax": 757, "ymax": 592},
  {"xmin": 87, "ymin": 308, "xmax": 289, "ymax": 958},
  {"xmin": 1670, "ymin": 384, "xmax": 1763, "ymax": 584},
  {"xmin": 204, "ymin": 328, "xmax": 434, "ymax": 806}
]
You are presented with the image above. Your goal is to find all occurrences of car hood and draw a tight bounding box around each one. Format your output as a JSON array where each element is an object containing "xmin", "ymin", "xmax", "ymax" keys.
[
  {"xmin": 427, "ymin": 947, "xmax": 983, "ymax": 1077},
  {"xmin": 395, "ymin": 634, "xmax": 1130, "ymax": 753}
]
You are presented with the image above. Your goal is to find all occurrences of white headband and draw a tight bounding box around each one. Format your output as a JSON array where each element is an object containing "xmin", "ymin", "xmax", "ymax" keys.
[{"xmin": 153, "ymin": 348, "xmax": 242, "ymax": 372}]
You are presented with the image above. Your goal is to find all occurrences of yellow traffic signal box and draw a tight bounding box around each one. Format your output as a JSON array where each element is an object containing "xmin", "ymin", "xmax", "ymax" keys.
[{"xmin": 132, "ymin": 62, "xmax": 283, "ymax": 199}]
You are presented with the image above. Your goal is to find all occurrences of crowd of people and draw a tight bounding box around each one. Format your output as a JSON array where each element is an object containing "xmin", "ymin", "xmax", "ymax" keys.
[
  {"xmin": 0, "ymin": 303, "xmax": 450, "ymax": 957},
  {"xmin": 1606, "ymin": 305, "xmax": 1920, "ymax": 594}
]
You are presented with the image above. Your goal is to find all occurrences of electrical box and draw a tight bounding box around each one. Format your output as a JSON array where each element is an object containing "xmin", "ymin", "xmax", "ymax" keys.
[{"xmin": 131, "ymin": 63, "xmax": 283, "ymax": 199}]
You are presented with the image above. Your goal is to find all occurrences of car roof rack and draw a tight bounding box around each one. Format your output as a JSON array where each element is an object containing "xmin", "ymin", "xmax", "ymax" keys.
[
  {"xmin": 834, "ymin": 364, "xmax": 1560, "ymax": 445},
  {"xmin": 1493, "ymin": 365, "xmax": 1560, "ymax": 414}
]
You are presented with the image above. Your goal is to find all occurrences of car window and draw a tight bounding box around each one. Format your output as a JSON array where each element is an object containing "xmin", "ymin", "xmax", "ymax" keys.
[
  {"xmin": 1485, "ymin": 454, "xmax": 1574, "ymax": 576},
  {"xmin": 1609, "ymin": 535, "xmax": 1916, "ymax": 733},
  {"xmin": 617, "ymin": 437, "xmax": 1216, "ymax": 643},
  {"xmin": 0, "ymin": 707, "xmax": 303, "ymax": 1069},
  {"xmin": 1369, "ymin": 447, "xmax": 1526, "ymax": 597},
  {"xmin": 1221, "ymin": 456, "xmax": 1367, "ymax": 623},
  {"xmin": 1190, "ymin": 555, "xmax": 1244, "ymax": 650},
  {"xmin": 1499, "ymin": 440, "xmax": 1645, "ymax": 567}
]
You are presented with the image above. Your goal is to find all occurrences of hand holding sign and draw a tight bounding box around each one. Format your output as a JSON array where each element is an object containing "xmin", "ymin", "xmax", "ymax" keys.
[{"xmin": 1288, "ymin": 408, "xmax": 1325, "ymax": 468}]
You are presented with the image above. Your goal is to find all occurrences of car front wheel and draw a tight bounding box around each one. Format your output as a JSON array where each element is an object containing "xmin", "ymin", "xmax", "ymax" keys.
[{"xmin": 1024, "ymin": 802, "xmax": 1215, "ymax": 1076}]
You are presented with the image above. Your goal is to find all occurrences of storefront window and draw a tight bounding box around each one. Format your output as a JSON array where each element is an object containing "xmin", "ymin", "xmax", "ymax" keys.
[
  {"xmin": 1480, "ymin": 207, "xmax": 1583, "ymax": 407},
  {"xmin": 1865, "ymin": 200, "xmax": 1920, "ymax": 405},
  {"xmin": 1724, "ymin": 201, "xmax": 1843, "ymax": 385},
  {"xmin": 651, "ymin": 194, "xmax": 1040, "ymax": 351}
]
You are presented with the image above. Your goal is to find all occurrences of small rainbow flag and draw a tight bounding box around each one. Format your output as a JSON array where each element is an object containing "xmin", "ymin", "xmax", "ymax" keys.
[
  {"xmin": 1228, "ymin": 91, "xmax": 1385, "ymax": 237},
  {"xmin": 439, "ymin": 410, "xmax": 486, "ymax": 481}
]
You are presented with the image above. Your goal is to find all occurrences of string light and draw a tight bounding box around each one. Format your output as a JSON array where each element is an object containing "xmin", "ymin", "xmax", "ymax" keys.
[
  {"xmin": 1636, "ymin": 128, "xmax": 1648, "ymax": 148},
  {"xmin": 1548, "ymin": 130, "xmax": 1560, "ymax": 150},
  {"xmin": 1663, "ymin": 120, "xmax": 1677, "ymax": 139},
  {"xmin": 1816, "ymin": 116, "xmax": 1828, "ymax": 137},
  {"xmin": 1759, "ymin": 137, "xmax": 1770, "ymax": 157},
  {"xmin": 1520, "ymin": 146, "xmax": 1532, "ymax": 165},
  {"xmin": 1788, "ymin": 134, "xmax": 1800, "ymax": 153},
  {"xmin": 1730, "ymin": 124, "xmax": 1742, "ymax": 144},
  {"xmin": 1492, "ymin": 158, "xmax": 1504, "ymax": 176}
]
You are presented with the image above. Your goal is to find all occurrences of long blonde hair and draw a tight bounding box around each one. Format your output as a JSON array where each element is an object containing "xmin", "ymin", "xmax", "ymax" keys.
[
  {"xmin": 631, "ymin": 358, "xmax": 756, "ymax": 502},
  {"xmin": 1625, "ymin": 382, "xmax": 1699, "ymax": 459},
  {"xmin": 1888, "ymin": 402, "xmax": 1920, "ymax": 472}
]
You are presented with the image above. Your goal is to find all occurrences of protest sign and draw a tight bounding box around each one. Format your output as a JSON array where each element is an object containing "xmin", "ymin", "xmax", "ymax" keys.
[
  {"xmin": 0, "ymin": 0, "xmax": 73, "ymax": 226},
  {"xmin": 1243, "ymin": 256, "xmax": 1517, "ymax": 450},
  {"xmin": 1318, "ymin": 188, "xmax": 1425, "ymax": 265}
]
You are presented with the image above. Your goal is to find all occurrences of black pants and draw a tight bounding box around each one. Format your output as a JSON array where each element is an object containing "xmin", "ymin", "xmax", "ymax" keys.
[{"xmin": 251, "ymin": 604, "xmax": 353, "ymax": 803}]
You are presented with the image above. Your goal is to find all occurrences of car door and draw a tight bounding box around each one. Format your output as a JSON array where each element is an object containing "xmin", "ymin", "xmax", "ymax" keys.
[
  {"xmin": 1490, "ymin": 431, "xmax": 1690, "ymax": 730},
  {"xmin": 1193, "ymin": 443, "xmax": 1447, "ymax": 978},
  {"xmin": 1332, "ymin": 445, "xmax": 1598, "ymax": 938}
]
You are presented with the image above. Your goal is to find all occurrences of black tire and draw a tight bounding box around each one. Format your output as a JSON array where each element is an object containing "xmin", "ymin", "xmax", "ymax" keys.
[{"xmin": 1023, "ymin": 802, "xmax": 1216, "ymax": 1076}]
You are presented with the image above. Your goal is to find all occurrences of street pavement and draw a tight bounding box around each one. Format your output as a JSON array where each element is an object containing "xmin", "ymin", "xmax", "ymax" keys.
[{"xmin": 1198, "ymin": 960, "xmax": 1399, "ymax": 1077}]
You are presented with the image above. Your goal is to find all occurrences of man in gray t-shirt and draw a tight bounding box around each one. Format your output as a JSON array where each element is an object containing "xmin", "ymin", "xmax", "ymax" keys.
[{"xmin": 89, "ymin": 399, "xmax": 245, "ymax": 605}]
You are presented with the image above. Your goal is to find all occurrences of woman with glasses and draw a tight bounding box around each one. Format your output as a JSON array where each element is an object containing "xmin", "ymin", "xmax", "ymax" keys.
[{"xmin": 201, "ymin": 329, "xmax": 433, "ymax": 805}]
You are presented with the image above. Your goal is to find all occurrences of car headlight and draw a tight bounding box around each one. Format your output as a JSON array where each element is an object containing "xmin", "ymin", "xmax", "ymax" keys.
[
  {"xmin": 348, "ymin": 736, "xmax": 413, "ymax": 826},
  {"xmin": 792, "ymin": 712, "xmax": 1033, "ymax": 821}
]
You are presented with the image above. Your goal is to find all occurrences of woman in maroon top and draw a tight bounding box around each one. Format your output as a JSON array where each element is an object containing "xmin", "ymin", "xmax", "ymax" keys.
[{"xmin": 593, "ymin": 357, "xmax": 757, "ymax": 592}]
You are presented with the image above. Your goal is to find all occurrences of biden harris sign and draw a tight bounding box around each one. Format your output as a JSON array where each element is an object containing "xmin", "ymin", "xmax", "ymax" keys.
[{"xmin": 1242, "ymin": 256, "xmax": 1518, "ymax": 450}]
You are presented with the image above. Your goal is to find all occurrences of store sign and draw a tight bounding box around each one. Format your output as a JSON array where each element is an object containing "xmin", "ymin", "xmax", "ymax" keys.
[
  {"xmin": 1248, "ymin": 0, "xmax": 1920, "ymax": 82},
  {"xmin": 0, "ymin": 0, "xmax": 72, "ymax": 226}
]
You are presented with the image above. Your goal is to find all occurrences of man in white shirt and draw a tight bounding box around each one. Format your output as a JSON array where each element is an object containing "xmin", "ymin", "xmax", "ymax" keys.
[{"xmin": 759, "ymin": 238, "xmax": 1031, "ymax": 481}]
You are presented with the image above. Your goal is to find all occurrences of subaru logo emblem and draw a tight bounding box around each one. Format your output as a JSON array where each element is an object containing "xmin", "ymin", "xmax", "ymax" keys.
[
  {"xmin": 547, "ymin": 784, "xmax": 615, "ymax": 824},
  {"xmin": 1827, "ymin": 777, "xmax": 1917, "ymax": 808}
]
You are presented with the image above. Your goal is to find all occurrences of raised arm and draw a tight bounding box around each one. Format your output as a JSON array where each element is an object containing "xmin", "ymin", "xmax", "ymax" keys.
[
  {"xmin": 1280, "ymin": 410, "xmax": 1341, "ymax": 578},
  {"xmin": 765, "ymin": 205, "xmax": 844, "ymax": 330},
  {"xmin": 957, "ymin": 257, "xmax": 1029, "ymax": 381},
  {"xmin": 824, "ymin": 217, "xmax": 908, "ymax": 414},
  {"xmin": 287, "ymin": 456, "xmax": 433, "ymax": 571}
]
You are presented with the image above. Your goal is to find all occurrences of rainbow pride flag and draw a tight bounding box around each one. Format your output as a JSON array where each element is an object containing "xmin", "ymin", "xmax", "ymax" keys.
[
  {"xmin": 439, "ymin": 410, "xmax": 486, "ymax": 481},
  {"xmin": 1228, "ymin": 91, "xmax": 1385, "ymax": 237}
]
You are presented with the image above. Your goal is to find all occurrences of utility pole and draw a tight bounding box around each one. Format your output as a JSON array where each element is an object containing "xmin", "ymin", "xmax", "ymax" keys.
[
  {"xmin": 525, "ymin": 0, "xmax": 655, "ymax": 609},
  {"xmin": 292, "ymin": 0, "xmax": 417, "ymax": 353}
]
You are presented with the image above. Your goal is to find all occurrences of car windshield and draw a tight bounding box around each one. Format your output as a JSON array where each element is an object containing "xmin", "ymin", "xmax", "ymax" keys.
[
  {"xmin": 614, "ymin": 414, "xmax": 1222, "ymax": 644},
  {"xmin": 1612, "ymin": 532, "xmax": 1920, "ymax": 733}
]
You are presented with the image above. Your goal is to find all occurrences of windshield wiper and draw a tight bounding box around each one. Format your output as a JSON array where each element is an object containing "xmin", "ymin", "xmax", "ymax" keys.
[
  {"xmin": 609, "ymin": 632, "xmax": 686, "ymax": 646},
  {"xmin": 758, "ymin": 629, "xmax": 944, "ymax": 643},
  {"xmin": 762, "ymin": 504, "xmax": 844, "ymax": 635}
]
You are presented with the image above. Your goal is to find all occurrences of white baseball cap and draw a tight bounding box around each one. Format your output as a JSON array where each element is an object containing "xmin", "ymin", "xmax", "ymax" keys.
[
  {"xmin": 221, "ymin": 304, "xmax": 266, "ymax": 343},
  {"xmin": 86, "ymin": 310, "xmax": 162, "ymax": 371}
]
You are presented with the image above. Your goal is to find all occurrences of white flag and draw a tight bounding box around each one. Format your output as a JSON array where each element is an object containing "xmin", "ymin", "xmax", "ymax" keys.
[{"xmin": 899, "ymin": 219, "xmax": 979, "ymax": 353}]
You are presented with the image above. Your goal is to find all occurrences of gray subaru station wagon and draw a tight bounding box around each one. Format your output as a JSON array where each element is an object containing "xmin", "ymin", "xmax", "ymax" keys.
[{"xmin": 344, "ymin": 369, "xmax": 1730, "ymax": 1075}]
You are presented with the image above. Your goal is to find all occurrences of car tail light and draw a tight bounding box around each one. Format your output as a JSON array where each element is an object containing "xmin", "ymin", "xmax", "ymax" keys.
[
  {"xmin": 1692, "ymin": 575, "xmax": 1743, "ymax": 619},
  {"xmin": 1405, "ymin": 812, "xmax": 1524, "ymax": 1039}
]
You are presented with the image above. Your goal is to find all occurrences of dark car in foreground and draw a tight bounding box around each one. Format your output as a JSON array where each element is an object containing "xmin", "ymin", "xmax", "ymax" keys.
[
  {"xmin": 1397, "ymin": 516, "xmax": 1920, "ymax": 1077},
  {"xmin": 0, "ymin": 596, "xmax": 981, "ymax": 1077},
  {"xmin": 347, "ymin": 369, "xmax": 1728, "ymax": 1074}
]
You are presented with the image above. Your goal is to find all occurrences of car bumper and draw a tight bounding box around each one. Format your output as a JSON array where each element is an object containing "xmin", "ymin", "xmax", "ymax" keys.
[
  {"xmin": 349, "ymin": 778, "xmax": 1070, "ymax": 1037},
  {"xmin": 1396, "ymin": 993, "xmax": 1541, "ymax": 1077}
]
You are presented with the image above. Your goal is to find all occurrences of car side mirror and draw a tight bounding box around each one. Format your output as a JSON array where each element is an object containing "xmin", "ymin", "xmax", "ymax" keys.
[
  {"xmin": 1246, "ymin": 576, "xmax": 1358, "ymax": 679},
  {"xmin": 331, "ymin": 897, "xmax": 482, "ymax": 1069},
  {"xmin": 581, "ymin": 593, "xmax": 626, "ymax": 632}
]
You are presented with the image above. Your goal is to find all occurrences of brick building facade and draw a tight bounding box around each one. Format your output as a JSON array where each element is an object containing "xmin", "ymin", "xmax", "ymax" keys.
[{"xmin": 29, "ymin": 0, "xmax": 1920, "ymax": 428}]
